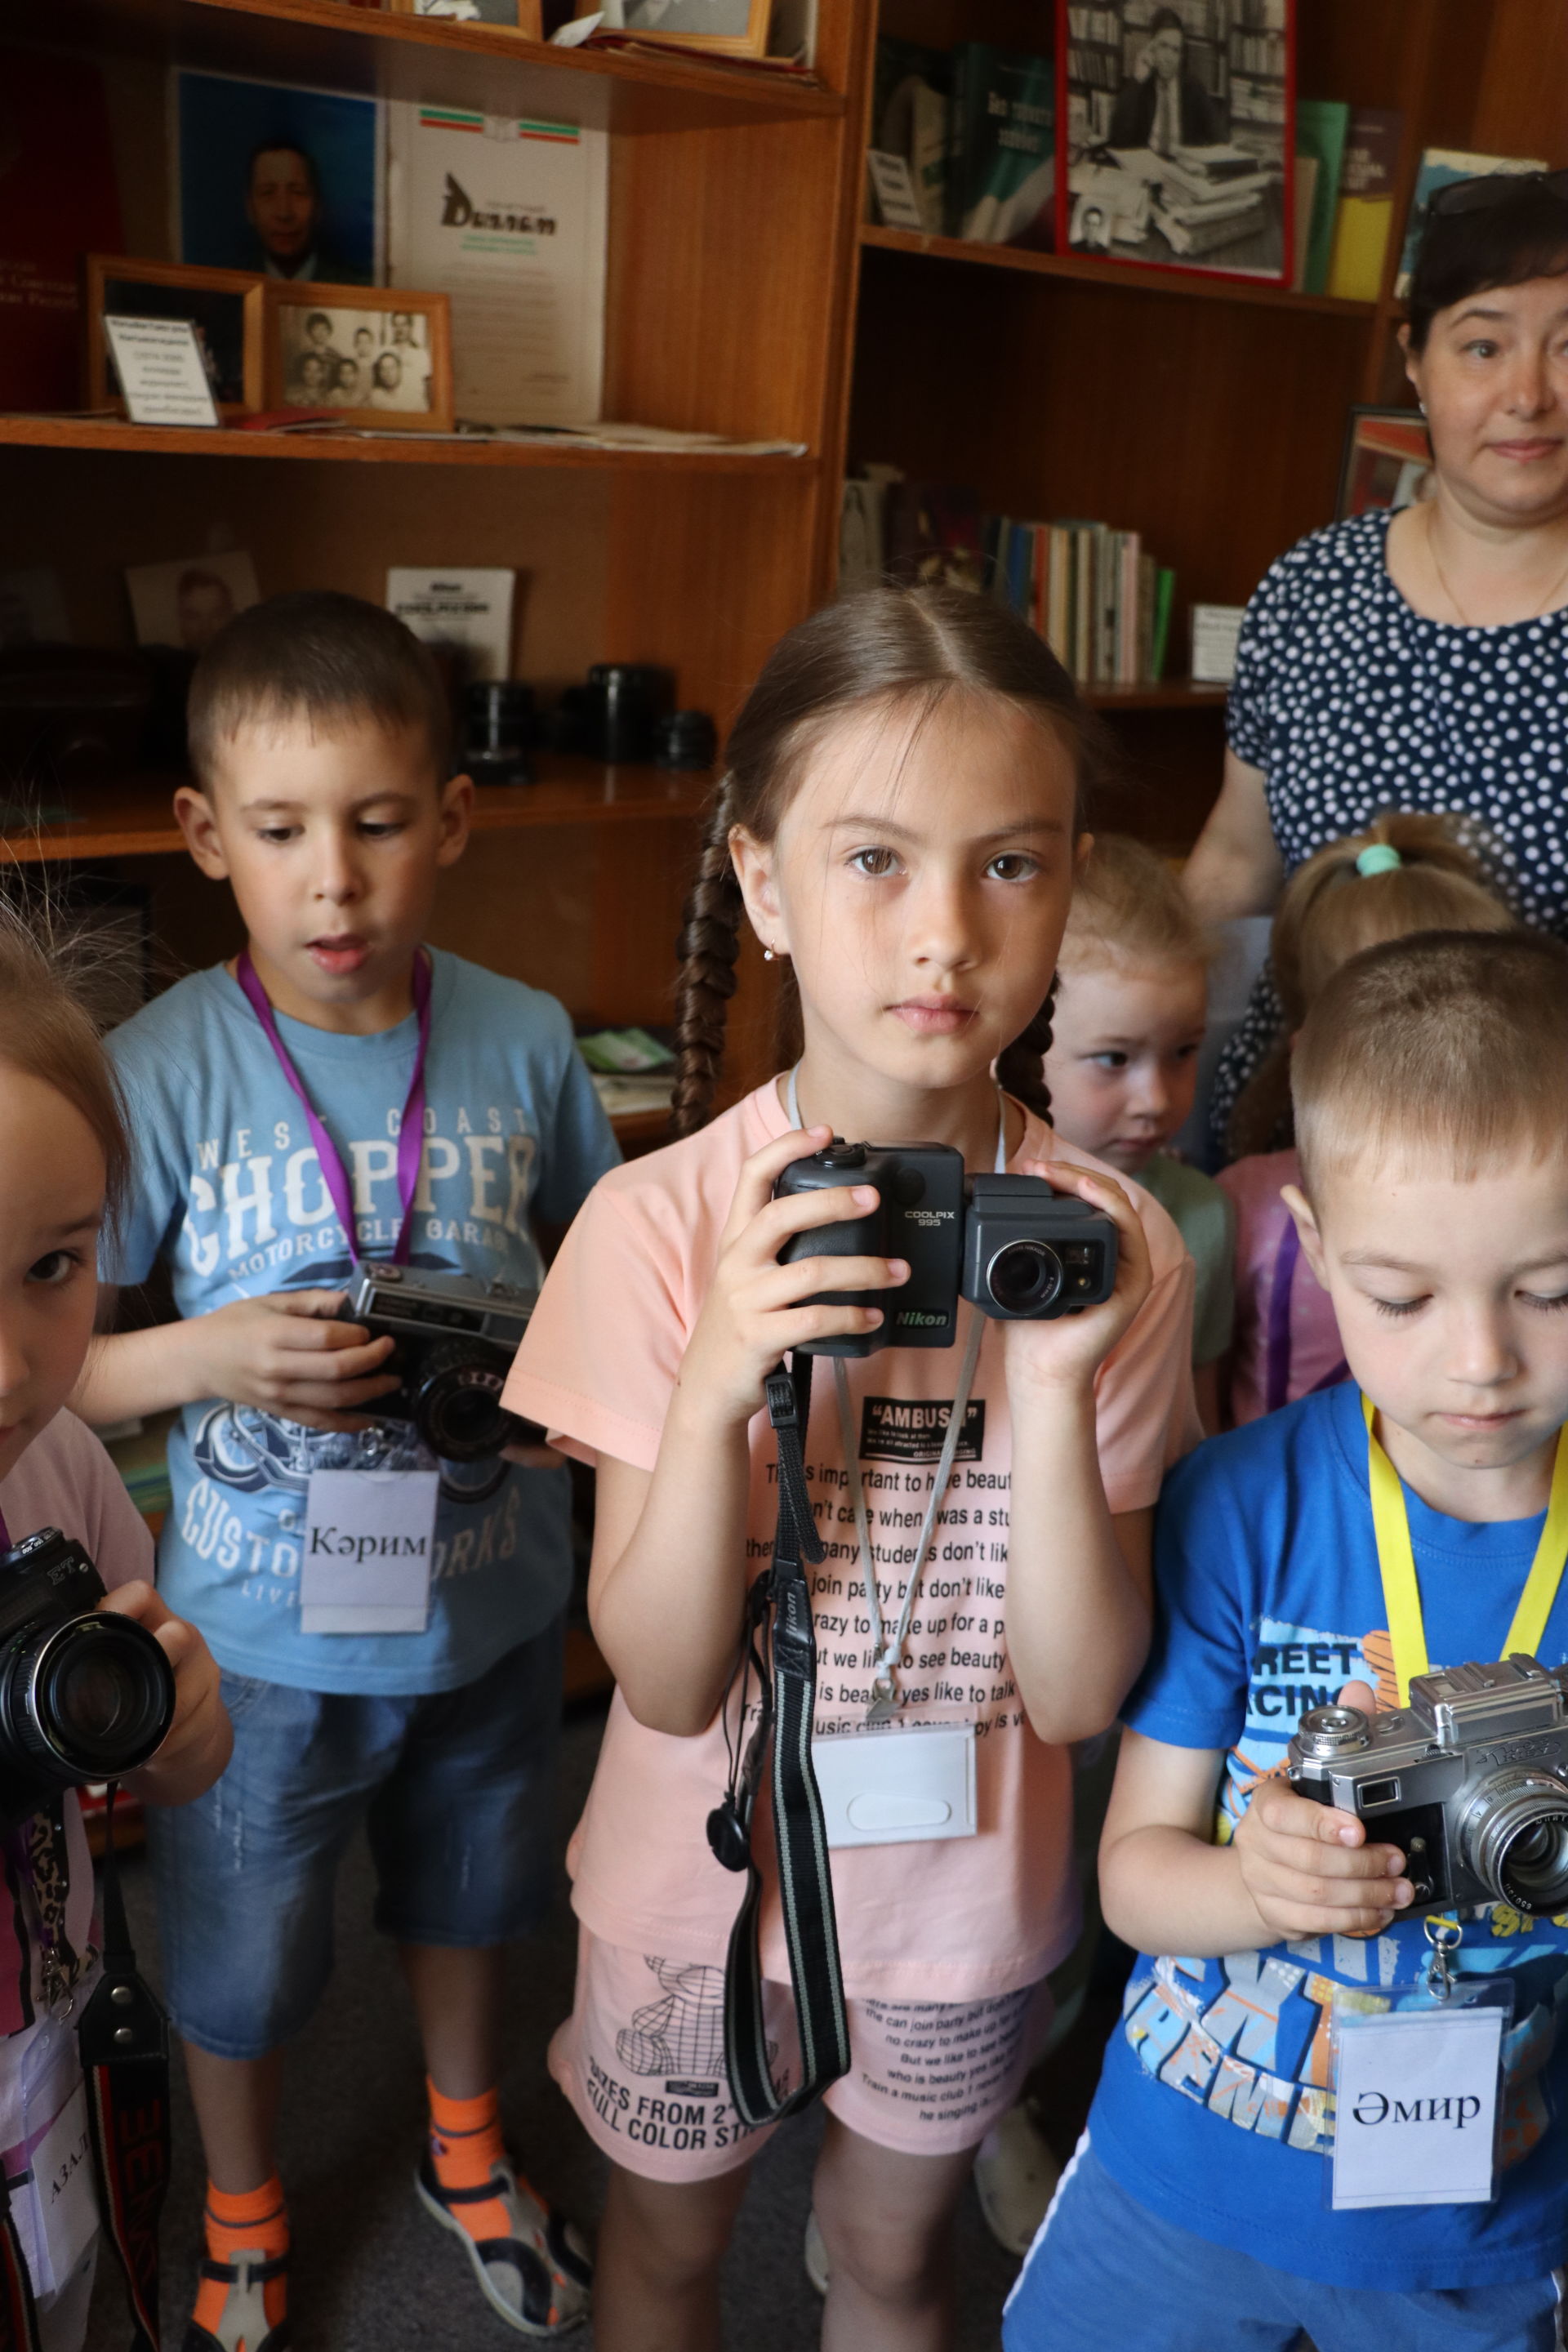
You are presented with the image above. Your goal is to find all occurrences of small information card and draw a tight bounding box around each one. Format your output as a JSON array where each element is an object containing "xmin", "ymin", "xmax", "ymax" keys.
[{"xmin": 104, "ymin": 315, "xmax": 220, "ymax": 429}]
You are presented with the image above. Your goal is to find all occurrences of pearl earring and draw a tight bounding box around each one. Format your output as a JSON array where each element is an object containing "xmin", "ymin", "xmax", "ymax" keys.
[{"xmin": 763, "ymin": 946, "xmax": 776, "ymax": 962}]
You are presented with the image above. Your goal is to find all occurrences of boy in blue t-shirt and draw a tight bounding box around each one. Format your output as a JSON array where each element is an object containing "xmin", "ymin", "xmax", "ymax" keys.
[
  {"xmin": 1008, "ymin": 930, "xmax": 1568, "ymax": 2352},
  {"xmin": 74, "ymin": 594, "xmax": 615, "ymax": 2348}
]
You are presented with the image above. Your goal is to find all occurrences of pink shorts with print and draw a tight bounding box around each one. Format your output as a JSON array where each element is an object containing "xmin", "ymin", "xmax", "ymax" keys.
[{"xmin": 550, "ymin": 1926, "xmax": 1054, "ymax": 2181}]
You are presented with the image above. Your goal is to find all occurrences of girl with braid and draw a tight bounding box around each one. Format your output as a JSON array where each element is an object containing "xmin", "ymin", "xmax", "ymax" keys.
[{"xmin": 506, "ymin": 586, "xmax": 1200, "ymax": 2352}]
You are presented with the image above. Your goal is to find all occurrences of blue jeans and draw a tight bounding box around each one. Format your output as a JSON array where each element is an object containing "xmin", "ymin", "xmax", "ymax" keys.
[
  {"xmin": 1004, "ymin": 2137, "xmax": 1565, "ymax": 2352},
  {"xmin": 149, "ymin": 1619, "xmax": 564, "ymax": 2059}
]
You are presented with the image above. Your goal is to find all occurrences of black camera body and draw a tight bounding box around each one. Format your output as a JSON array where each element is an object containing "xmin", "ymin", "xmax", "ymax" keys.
[
  {"xmin": 341, "ymin": 1264, "xmax": 541, "ymax": 1462},
  {"xmin": 1288, "ymin": 1655, "xmax": 1568, "ymax": 1916},
  {"xmin": 0, "ymin": 1529, "xmax": 175, "ymax": 1829},
  {"xmin": 773, "ymin": 1140, "xmax": 1118, "ymax": 1358}
]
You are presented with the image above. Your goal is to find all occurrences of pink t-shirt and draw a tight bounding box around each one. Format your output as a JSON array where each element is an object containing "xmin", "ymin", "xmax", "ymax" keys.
[
  {"xmin": 1217, "ymin": 1148, "xmax": 1348, "ymax": 1427},
  {"xmin": 506, "ymin": 1082, "xmax": 1200, "ymax": 2001},
  {"xmin": 0, "ymin": 1412, "xmax": 154, "ymax": 2161}
]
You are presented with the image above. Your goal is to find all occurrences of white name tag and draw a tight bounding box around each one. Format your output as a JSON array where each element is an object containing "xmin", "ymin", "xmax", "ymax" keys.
[
  {"xmin": 811, "ymin": 1724, "xmax": 976, "ymax": 1850},
  {"xmin": 301, "ymin": 1470, "xmax": 439, "ymax": 1635},
  {"xmin": 1332, "ymin": 2003, "xmax": 1503, "ymax": 2208}
]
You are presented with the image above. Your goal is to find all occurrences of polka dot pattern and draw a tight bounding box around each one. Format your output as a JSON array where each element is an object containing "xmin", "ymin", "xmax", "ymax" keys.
[{"xmin": 1210, "ymin": 507, "xmax": 1568, "ymax": 1152}]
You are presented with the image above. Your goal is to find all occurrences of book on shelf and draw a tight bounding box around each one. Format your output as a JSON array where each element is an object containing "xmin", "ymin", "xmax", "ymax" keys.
[
  {"xmin": 1290, "ymin": 153, "xmax": 1318, "ymax": 289},
  {"xmin": 944, "ymin": 43, "xmax": 1055, "ymax": 250},
  {"xmin": 850, "ymin": 479, "xmax": 1174, "ymax": 688},
  {"xmin": 1394, "ymin": 148, "xmax": 1548, "ymax": 301},
  {"xmin": 1325, "ymin": 108, "xmax": 1402, "ymax": 301},
  {"xmin": 1293, "ymin": 98, "xmax": 1348, "ymax": 294},
  {"xmin": 871, "ymin": 36, "xmax": 951, "ymax": 235}
]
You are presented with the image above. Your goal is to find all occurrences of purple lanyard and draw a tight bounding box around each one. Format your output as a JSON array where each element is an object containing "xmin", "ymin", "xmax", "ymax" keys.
[
  {"xmin": 1263, "ymin": 1216, "xmax": 1348, "ymax": 1415},
  {"xmin": 235, "ymin": 949, "xmax": 432, "ymax": 1267}
]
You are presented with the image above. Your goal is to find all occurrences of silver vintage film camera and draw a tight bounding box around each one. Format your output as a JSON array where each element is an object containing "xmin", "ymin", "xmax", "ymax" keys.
[
  {"xmin": 340, "ymin": 1265, "xmax": 542, "ymax": 1462},
  {"xmin": 1287, "ymin": 1655, "xmax": 1568, "ymax": 1916}
]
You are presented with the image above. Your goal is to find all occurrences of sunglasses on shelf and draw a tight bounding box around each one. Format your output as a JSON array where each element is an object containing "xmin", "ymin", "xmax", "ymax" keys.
[{"xmin": 1429, "ymin": 167, "xmax": 1568, "ymax": 217}]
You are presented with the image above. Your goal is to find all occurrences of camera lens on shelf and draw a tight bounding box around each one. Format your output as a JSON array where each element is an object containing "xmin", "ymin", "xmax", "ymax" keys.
[
  {"xmin": 463, "ymin": 682, "xmax": 535, "ymax": 786},
  {"xmin": 653, "ymin": 710, "xmax": 717, "ymax": 770},
  {"xmin": 586, "ymin": 664, "xmax": 672, "ymax": 764}
]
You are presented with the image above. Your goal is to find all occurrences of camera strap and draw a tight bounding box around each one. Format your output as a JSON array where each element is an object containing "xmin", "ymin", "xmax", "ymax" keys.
[
  {"xmin": 235, "ymin": 947, "xmax": 433, "ymax": 1267},
  {"xmin": 711, "ymin": 1354, "xmax": 851, "ymax": 2128},
  {"xmin": 1363, "ymin": 1393, "xmax": 1568, "ymax": 1702},
  {"xmin": 0, "ymin": 1788, "xmax": 169, "ymax": 2352}
]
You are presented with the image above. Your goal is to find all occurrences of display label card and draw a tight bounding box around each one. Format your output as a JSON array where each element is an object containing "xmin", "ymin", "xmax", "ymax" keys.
[
  {"xmin": 301, "ymin": 1469, "xmax": 439, "ymax": 1634},
  {"xmin": 1332, "ymin": 2004, "xmax": 1503, "ymax": 2208},
  {"xmin": 103, "ymin": 316, "xmax": 220, "ymax": 428}
]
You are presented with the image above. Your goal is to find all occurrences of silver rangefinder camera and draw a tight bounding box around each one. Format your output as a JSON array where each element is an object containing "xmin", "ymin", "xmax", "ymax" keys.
[
  {"xmin": 1287, "ymin": 1654, "xmax": 1568, "ymax": 1916},
  {"xmin": 340, "ymin": 1264, "xmax": 541, "ymax": 1463}
]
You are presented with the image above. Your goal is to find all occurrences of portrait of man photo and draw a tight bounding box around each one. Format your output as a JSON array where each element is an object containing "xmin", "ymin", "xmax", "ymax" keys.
[{"xmin": 178, "ymin": 72, "xmax": 379, "ymax": 285}]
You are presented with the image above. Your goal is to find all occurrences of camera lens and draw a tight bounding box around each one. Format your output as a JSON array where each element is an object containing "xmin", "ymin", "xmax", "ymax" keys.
[
  {"xmin": 5, "ymin": 1614, "xmax": 175, "ymax": 1782},
  {"xmin": 414, "ymin": 1342, "xmax": 512, "ymax": 1463},
  {"xmin": 1463, "ymin": 1768, "xmax": 1568, "ymax": 1911},
  {"xmin": 984, "ymin": 1240, "xmax": 1063, "ymax": 1316}
]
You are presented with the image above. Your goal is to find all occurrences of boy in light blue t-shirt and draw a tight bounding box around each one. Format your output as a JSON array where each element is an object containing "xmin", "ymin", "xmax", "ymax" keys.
[
  {"xmin": 76, "ymin": 594, "xmax": 614, "ymax": 2349},
  {"xmin": 1009, "ymin": 931, "xmax": 1568, "ymax": 2352}
]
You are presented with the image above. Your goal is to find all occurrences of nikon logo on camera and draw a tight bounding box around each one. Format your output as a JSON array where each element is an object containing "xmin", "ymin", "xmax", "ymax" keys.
[{"xmin": 897, "ymin": 1310, "xmax": 947, "ymax": 1326}]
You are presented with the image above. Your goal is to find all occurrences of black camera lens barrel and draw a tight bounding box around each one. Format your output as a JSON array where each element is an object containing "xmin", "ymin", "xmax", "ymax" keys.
[
  {"xmin": 983, "ymin": 1238, "xmax": 1064, "ymax": 1314},
  {"xmin": 410, "ymin": 1339, "xmax": 517, "ymax": 1462},
  {"xmin": 1, "ymin": 1610, "xmax": 174, "ymax": 1788}
]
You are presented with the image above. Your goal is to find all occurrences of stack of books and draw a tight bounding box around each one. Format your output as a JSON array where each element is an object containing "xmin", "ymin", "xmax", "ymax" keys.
[{"xmin": 1116, "ymin": 145, "xmax": 1275, "ymax": 258}]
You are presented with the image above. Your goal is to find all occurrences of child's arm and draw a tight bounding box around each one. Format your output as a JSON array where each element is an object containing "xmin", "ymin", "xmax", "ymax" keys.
[
  {"xmin": 1004, "ymin": 1161, "xmax": 1165, "ymax": 1744},
  {"xmin": 72, "ymin": 1290, "xmax": 402, "ymax": 1434},
  {"xmin": 587, "ymin": 1126, "xmax": 909, "ymax": 1739},
  {"xmin": 100, "ymin": 1582, "xmax": 232, "ymax": 1806},
  {"xmin": 1099, "ymin": 1701, "xmax": 1415, "ymax": 1958}
]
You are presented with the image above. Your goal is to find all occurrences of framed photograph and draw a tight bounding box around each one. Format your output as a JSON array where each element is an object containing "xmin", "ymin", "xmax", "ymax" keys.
[
  {"xmin": 85, "ymin": 256, "xmax": 264, "ymax": 419},
  {"xmin": 1337, "ymin": 406, "xmax": 1433, "ymax": 519},
  {"xmin": 125, "ymin": 551, "xmax": 261, "ymax": 653},
  {"xmin": 264, "ymin": 283, "xmax": 453, "ymax": 429},
  {"xmin": 1059, "ymin": 0, "xmax": 1294, "ymax": 283},
  {"xmin": 390, "ymin": 0, "xmax": 543, "ymax": 28},
  {"xmin": 573, "ymin": 0, "xmax": 771, "ymax": 57},
  {"xmin": 176, "ymin": 72, "xmax": 382, "ymax": 286}
]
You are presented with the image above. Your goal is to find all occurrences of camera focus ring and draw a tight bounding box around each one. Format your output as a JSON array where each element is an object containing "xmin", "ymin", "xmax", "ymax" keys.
[
  {"xmin": 6, "ymin": 1613, "xmax": 175, "ymax": 1783},
  {"xmin": 1459, "ymin": 1766, "xmax": 1568, "ymax": 1913}
]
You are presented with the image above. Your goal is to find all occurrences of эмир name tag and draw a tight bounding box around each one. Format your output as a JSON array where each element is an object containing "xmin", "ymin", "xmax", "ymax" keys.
[{"xmin": 301, "ymin": 1469, "xmax": 439, "ymax": 1635}]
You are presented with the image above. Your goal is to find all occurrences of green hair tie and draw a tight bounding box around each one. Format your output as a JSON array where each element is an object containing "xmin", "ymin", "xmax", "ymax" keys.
[{"xmin": 1356, "ymin": 842, "xmax": 1403, "ymax": 877}]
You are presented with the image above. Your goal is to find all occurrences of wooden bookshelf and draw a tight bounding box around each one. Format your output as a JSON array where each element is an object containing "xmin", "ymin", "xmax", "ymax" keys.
[
  {"xmin": 0, "ymin": 415, "xmax": 816, "ymax": 476},
  {"xmin": 852, "ymin": 0, "xmax": 1568, "ymax": 851}
]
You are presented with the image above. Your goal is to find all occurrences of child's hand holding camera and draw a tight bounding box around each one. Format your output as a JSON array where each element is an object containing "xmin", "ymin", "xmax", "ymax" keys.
[
  {"xmin": 102, "ymin": 1581, "xmax": 232, "ymax": 1806},
  {"xmin": 185, "ymin": 1290, "xmax": 401, "ymax": 1431},
  {"xmin": 1002, "ymin": 1160, "xmax": 1154, "ymax": 1399},
  {"xmin": 1232, "ymin": 1680, "xmax": 1416, "ymax": 1940}
]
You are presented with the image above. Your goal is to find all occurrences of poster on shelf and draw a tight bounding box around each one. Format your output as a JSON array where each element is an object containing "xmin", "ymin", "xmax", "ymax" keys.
[
  {"xmin": 386, "ymin": 568, "xmax": 516, "ymax": 681},
  {"xmin": 387, "ymin": 106, "xmax": 606, "ymax": 427},
  {"xmin": 175, "ymin": 72, "xmax": 383, "ymax": 286},
  {"xmin": 1059, "ymin": 0, "xmax": 1294, "ymax": 283}
]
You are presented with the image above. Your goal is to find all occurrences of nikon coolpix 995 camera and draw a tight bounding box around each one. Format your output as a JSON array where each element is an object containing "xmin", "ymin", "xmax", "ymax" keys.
[
  {"xmin": 1288, "ymin": 1654, "xmax": 1568, "ymax": 1917},
  {"xmin": 773, "ymin": 1140, "xmax": 1118, "ymax": 1358},
  {"xmin": 341, "ymin": 1264, "xmax": 541, "ymax": 1463},
  {"xmin": 0, "ymin": 1528, "xmax": 175, "ymax": 1829}
]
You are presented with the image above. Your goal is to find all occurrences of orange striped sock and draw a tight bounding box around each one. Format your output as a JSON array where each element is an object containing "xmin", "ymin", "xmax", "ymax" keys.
[
  {"xmin": 427, "ymin": 2078, "xmax": 513, "ymax": 2244},
  {"xmin": 193, "ymin": 2176, "xmax": 289, "ymax": 2341}
]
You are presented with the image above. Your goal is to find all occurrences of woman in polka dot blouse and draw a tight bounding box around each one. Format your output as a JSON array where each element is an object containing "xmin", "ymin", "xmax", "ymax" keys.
[{"xmin": 1185, "ymin": 168, "xmax": 1568, "ymax": 1150}]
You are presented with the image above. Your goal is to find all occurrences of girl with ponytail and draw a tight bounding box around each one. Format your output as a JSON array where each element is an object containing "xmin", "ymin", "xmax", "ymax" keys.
[{"xmin": 506, "ymin": 586, "xmax": 1200, "ymax": 2352}]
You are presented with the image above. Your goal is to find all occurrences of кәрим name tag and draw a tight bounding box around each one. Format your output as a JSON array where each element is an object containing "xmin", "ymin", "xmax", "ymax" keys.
[
  {"xmin": 301, "ymin": 1469, "xmax": 439, "ymax": 1635},
  {"xmin": 1331, "ymin": 1998, "xmax": 1505, "ymax": 2209}
]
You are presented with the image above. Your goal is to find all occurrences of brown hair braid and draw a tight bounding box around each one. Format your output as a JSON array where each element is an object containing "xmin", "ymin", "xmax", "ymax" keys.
[{"xmin": 670, "ymin": 586, "xmax": 1098, "ymax": 1136}]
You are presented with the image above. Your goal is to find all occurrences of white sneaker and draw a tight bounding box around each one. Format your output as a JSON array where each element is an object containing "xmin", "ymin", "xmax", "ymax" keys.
[{"xmin": 972, "ymin": 2103, "xmax": 1061, "ymax": 2256}]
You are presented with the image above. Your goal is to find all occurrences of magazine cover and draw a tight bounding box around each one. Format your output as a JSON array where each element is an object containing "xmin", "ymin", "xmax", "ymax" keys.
[{"xmin": 1060, "ymin": 0, "xmax": 1293, "ymax": 283}]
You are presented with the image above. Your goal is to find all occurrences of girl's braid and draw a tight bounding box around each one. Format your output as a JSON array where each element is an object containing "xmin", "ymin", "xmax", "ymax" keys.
[
  {"xmin": 996, "ymin": 982, "xmax": 1057, "ymax": 1129},
  {"xmin": 670, "ymin": 777, "xmax": 744, "ymax": 1137}
]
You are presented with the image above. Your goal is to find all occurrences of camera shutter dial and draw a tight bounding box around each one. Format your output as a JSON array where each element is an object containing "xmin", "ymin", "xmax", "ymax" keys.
[{"xmin": 1295, "ymin": 1703, "xmax": 1371, "ymax": 1758}]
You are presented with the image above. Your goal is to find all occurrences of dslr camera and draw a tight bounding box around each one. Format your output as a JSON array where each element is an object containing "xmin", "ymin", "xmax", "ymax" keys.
[
  {"xmin": 0, "ymin": 1529, "xmax": 175, "ymax": 1830},
  {"xmin": 341, "ymin": 1264, "xmax": 541, "ymax": 1463},
  {"xmin": 1288, "ymin": 1654, "xmax": 1568, "ymax": 1916},
  {"xmin": 773, "ymin": 1140, "xmax": 1117, "ymax": 1358}
]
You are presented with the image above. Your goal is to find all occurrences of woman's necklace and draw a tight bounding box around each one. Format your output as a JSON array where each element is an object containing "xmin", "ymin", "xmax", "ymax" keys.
[{"xmin": 1425, "ymin": 505, "xmax": 1568, "ymax": 627}]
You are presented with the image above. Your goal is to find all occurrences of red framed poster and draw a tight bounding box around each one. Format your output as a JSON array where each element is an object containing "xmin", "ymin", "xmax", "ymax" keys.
[{"xmin": 1058, "ymin": 1, "xmax": 1295, "ymax": 285}]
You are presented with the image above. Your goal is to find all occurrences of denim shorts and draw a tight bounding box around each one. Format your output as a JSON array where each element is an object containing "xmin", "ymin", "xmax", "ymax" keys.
[
  {"xmin": 149, "ymin": 1617, "xmax": 564, "ymax": 2060},
  {"xmin": 1004, "ymin": 2136, "xmax": 1565, "ymax": 2352}
]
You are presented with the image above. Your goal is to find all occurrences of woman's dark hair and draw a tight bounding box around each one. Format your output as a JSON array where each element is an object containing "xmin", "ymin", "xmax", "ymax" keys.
[
  {"xmin": 670, "ymin": 585, "xmax": 1099, "ymax": 1138},
  {"xmin": 1407, "ymin": 174, "xmax": 1568, "ymax": 351}
]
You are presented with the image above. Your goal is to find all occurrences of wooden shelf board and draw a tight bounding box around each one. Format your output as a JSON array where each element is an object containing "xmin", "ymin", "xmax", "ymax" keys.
[
  {"xmin": 50, "ymin": 0, "xmax": 843, "ymax": 125},
  {"xmin": 1085, "ymin": 682, "xmax": 1227, "ymax": 710},
  {"xmin": 0, "ymin": 414, "xmax": 815, "ymax": 476},
  {"xmin": 2, "ymin": 759, "xmax": 713, "ymax": 863},
  {"xmin": 859, "ymin": 223, "xmax": 1377, "ymax": 319}
]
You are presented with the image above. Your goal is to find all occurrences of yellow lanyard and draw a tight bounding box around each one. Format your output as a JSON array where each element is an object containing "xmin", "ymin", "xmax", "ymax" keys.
[{"xmin": 1362, "ymin": 1392, "xmax": 1568, "ymax": 1704}]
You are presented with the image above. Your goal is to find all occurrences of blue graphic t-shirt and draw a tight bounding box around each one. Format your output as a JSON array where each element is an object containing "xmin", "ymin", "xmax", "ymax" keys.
[
  {"xmin": 1091, "ymin": 1379, "xmax": 1568, "ymax": 2290},
  {"xmin": 104, "ymin": 951, "xmax": 619, "ymax": 1696}
]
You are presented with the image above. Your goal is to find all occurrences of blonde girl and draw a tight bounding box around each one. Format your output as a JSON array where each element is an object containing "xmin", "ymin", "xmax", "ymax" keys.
[{"xmin": 506, "ymin": 587, "xmax": 1199, "ymax": 2352}]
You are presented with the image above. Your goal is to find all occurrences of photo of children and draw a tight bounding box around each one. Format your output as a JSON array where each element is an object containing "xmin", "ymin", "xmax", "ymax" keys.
[{"xmin": 278, "ymin": 304, "xmax": 430, "ymax": 412}]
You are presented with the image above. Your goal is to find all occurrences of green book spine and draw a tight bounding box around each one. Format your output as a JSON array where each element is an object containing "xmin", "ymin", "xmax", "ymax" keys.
[
  {"xmin": 1151, "ymin": 568, "xmax": 1175, "ymax": 682},
  {"xmin": 1294, "ymin": 99, "xmax": 1350, "ymax": 295}
]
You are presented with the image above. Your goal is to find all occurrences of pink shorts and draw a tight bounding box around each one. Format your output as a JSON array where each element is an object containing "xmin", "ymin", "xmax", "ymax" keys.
[{"xmin": 550, "ymin": 1927, "xmax": 1054, "ymax": 2181}]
